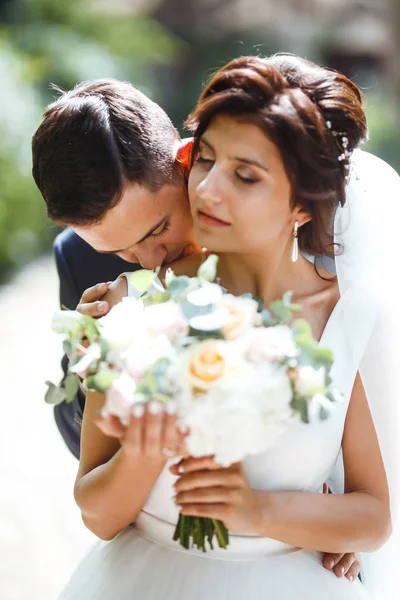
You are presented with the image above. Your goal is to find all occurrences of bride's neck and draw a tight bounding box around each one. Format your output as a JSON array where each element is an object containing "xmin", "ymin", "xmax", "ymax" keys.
[{"xmin": 216, "ymin": 248, "xmax": 320, "ymax": 305}]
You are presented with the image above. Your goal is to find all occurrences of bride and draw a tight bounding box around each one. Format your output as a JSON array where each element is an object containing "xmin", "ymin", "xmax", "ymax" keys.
[{"xmin": 58, "ymin": 54, "xmax": 400, "ymax": 599}]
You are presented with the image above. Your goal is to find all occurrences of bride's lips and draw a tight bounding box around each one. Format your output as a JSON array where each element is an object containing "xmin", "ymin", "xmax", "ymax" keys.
[{"xmin": 197, "ymin": 209, "xmax": 231, "ymax": 228}]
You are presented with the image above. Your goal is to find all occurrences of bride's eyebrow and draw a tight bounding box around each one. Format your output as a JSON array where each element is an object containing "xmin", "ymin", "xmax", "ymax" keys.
[{"xmin": 201, "ymin": 137, "xmax": 269, "ymax": 172}]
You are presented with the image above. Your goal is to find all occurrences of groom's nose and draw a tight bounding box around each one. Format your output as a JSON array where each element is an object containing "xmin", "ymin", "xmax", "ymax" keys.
[{"xmin": 133, "ymin": 245, "xmax": 168, "ymax": 270}]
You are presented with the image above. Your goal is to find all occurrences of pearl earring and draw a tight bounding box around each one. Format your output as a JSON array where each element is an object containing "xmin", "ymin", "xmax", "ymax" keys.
[{"xmin": 291, "ymin": 221, "xmax": 299, "ymax": 263}]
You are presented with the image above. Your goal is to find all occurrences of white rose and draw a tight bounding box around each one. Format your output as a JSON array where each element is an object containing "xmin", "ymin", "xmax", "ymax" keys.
[
  {"xmin": 51, "ymin": 310, "xmax": 84, "ymax": 334},
  {"xmin": 98, "ymin": 297, "xmax": 144, "ymax": 351},
  {"xmin": 248, "ymin": 325, "xmax": 298, "ymax": 363},
  {"xmin": 220, "ymin": 295, "xmax": 259, "ymax": 340},
  {"xmin": 120, "ymin": 334, "xmax": 175, "ymax": 380},
  {"xmin": 295, "ymin": 366, "xmax": 326, "ymax": 395},
  {"xmin": 145, "ymin": 302, "xmax": 189, "ymax": 342}
]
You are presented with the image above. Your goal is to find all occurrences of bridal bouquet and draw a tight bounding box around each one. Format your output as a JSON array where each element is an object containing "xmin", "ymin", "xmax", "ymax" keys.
[{"xmin": 47, "ymin": 255, "xmax": 342, "ymax": 551}]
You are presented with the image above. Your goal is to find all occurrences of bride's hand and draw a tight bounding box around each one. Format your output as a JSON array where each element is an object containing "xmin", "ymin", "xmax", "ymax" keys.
[
  {"xmin": 170, "ymin": 456, "xmax": 264, "ymax": 535},
  {"xmin": 95, "ymin": 402, "xmax": 188, "ymax": 460}
]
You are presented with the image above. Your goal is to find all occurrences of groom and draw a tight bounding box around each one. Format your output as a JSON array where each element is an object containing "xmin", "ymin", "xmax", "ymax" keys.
[{"xmin": 32, "ymin": 78, "xmax": 359, "ymax": 581}]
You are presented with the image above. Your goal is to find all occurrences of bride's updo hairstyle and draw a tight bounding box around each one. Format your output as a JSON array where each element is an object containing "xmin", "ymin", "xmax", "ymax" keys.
[{"xmin": 186, "ymin": 53, "xmax": 368, "ymax": 258}]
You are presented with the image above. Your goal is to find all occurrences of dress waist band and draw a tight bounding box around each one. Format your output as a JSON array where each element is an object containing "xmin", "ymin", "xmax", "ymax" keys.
[{"xmin": 133, "ymin": 511, "xmax": 301, "ymax": 562}]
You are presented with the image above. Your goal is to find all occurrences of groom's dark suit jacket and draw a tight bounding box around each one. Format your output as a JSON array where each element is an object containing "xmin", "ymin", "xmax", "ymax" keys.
[{"xmin": 53, "ymin": 228, "xmax": 141, "ymax": 458}]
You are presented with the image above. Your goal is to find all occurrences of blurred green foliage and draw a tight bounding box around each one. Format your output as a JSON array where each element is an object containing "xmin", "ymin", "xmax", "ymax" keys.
[{"xmin": 0, "ymin": 0, "xmax": 180, "ymax": 282}]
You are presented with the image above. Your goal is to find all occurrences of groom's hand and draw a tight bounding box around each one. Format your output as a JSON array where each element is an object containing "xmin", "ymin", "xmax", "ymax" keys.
[
  {"xmin": 76, "ymin": 282, "xmax": 111, "ymax": 317},
  {"xmin": 322, "ymin": 552, "xmax": 361, "ymax": 582},
  {"xmin": 320, "ymin": 484, "xmax": 360, "ymax": 581}
]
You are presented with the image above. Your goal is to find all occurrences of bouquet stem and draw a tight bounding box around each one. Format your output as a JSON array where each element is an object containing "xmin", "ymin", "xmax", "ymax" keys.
[{"xmin": 173, "ymin": 515, "xmax": 229, "ymax": 552}]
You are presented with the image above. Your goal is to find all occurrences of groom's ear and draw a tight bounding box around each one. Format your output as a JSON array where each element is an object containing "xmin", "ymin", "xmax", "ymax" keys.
[{"xmin": 176, "ymin": 138, "xmax": 194, "ymax": 178}]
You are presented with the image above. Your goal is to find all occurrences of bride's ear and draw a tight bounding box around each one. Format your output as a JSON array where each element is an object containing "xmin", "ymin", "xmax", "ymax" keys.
[{"xmin": 293, "ymin": 206, "xmax": 312, "ymax": 229}]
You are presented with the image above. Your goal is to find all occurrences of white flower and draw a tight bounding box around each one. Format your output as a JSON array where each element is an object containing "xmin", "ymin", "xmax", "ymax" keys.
[
  {"xmin": 120, "ymin": 334, "xmax": 175, "ymax": 380},
  {"xmin": 186, "ymin": 282, "xmax": 223, "ymax": 306},
  {"xmin": 102, "ymin": 373, "xmax": 137, "ymax": 425},
  {"xmin": 220, "ymin": 295, "xmax": 258, "ymax": 340},
  {"xmin": 145, "ymin": 302, "xmax": 189, "ymax": 342},
  {"xmin": 179, "ymin": 358, "xmax": 293, "ymax": 467},
  {"xmin": 294, "ymin": 366, "xmax": 326, "ymax": 395},
  {"xmin": 180, "ymin": 339, "xmax": 245, "ymax": 394},
  {"xmin": 51, "ymin": 310, "xmax": 84, "ymax": 334},
  {"xmin": 248, "ymin": 325, "xmax": 297, "ymax": 363},
  {"xmin": 98, "ymin": 297, "xmax": 144, "ymax": 351}
]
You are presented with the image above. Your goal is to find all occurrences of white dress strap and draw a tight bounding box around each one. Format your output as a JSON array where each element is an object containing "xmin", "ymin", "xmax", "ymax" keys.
[{"xmin": 117, "ymin": 272, "xmax": 164, "ymax": 299}]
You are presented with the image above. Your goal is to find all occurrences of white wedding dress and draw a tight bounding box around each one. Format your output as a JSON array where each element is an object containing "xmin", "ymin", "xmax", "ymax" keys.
[{"xmin": 58, "ymin": 274, "xmax": 371, "ymax": 600}]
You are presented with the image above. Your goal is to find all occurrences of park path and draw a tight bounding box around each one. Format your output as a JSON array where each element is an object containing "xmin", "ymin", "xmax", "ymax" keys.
[{"xmin": 0, "ymin": 257, "xmax": 95, "ymax": 600}]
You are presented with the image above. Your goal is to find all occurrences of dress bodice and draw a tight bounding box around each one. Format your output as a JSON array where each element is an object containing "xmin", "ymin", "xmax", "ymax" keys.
[{"xmin": 120, "ymin": 274, "xmax": 362, "ymax": 557}]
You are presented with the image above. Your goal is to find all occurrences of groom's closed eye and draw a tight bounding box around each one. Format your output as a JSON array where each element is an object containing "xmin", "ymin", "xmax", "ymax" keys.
[{"xmin": 151, "ymin": 218, "xmax": 171, "ymax": 239}]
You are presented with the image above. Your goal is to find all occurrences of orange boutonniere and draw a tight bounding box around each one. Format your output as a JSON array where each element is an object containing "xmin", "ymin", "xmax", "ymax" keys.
[{"xmin": 177, "ymin": 138, "xmax": 194, "ymax": 181}]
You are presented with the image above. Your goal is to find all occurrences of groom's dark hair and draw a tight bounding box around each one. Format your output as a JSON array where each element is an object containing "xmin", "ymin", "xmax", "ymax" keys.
[{"xmin": 32, "ymin": 79, "xmax": 181, "ymax": 226}]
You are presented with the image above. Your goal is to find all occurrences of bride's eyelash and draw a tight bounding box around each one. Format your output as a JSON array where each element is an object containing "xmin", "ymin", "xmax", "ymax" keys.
[
  {"xmin": 152, "ymin": 219, "xmax": 171, "ymax": 238},
  {"xmin": 236, "ymin": 173, "xmax": 257, "ymax": 185},
  {"xmin": 196, "ymin": 155, "xmax": 257, "ymax": 184}
]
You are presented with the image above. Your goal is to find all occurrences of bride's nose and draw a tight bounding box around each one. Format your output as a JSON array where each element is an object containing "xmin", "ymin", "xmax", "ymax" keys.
[{"xmin": 196, "ymin": 166, "xmax": 223, "ymax": 207}]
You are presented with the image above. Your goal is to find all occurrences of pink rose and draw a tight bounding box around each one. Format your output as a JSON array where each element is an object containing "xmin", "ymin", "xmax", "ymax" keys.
[
  {"xmin": 102, "ymin": 374, "xmax": 136, "ymax": 424},
  {"xmin": 145, "ymin": 302, "xmax": 189, "ymax": 342},
  {"xmin": 248, "ymin": 325, "xmax": 297, "ymax": 363}
]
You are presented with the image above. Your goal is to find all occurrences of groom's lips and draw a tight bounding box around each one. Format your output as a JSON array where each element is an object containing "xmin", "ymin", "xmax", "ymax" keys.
[{"xmin": 197, "ymin": 210, "xmax": 231, "ymax": 228}]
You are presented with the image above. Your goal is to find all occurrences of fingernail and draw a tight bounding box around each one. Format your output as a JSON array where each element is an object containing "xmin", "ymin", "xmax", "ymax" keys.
[
  {"xmin": 178, "ymin": 465, "xmax": 184, "ymax": 474},
  {"xmin": 98, "ymin": 301, "xmax": 108, "ymax": 312},
  {"xmin": 326, "ymin": 559, "xmax": 334, "ymax": 570},
  {"xmin": 339, "ymin": 566, "xmax": 345, "ymax": 576},
  {"xmin": 132, "ymin": 404, "xmax": 144, "ymax": 418},
  {"xmin": 97, "ymin": 282, "xmax": 107, "ymax": 289},
  {"xmin": 348, "ymin": 576, "xmax": 354, "ymax": 583},
  {"xmin": 148, "ymin": 401, "xmax": 162, "ymax": 415},
  {"xmin": 177, "ymin": 423, "xmax": 189, "ymax": 434},
  {"xmin": 166, "ymin": 401, "xmax": 177, "ymax": 415}
]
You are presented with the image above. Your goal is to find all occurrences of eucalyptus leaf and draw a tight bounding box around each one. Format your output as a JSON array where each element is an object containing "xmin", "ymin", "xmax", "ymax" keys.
[
  {"xmin": 64, "ymin": 373, "xmax": 81, "ymax": 403},
  {"xmin": 145, "ymin": 290, "xmax": 171, "ymax": 305},
  {"xmin": 45, "ymin": 381, "xmax": 67, "ymax": 405},
  {"xmin": 93, "ymin": 369, "xmax": 118, "ymax": 392},
  {"xmin": 197, "ymin": 254, "xmax": 219, "ymax": 282},
  {"xmin": 129, "ymin": 269, "xmax": 156, "ymax": 293},
  {"xmin": 167, "ymin": 276, "xmax": 191, "ymax": 300},
  {"xmin": 63, "ymin": 340, "xmax": 72, "ymax": 354}
]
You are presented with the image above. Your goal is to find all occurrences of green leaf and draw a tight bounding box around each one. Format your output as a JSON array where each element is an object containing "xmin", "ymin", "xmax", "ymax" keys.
[
  {"xmin": 63, "ymin": 340, "xmax": 72, "ymax": 354},
  {"xmin": 144, "ymin": 290, "xmax": 171, "ymax": 306},
  {"xmin": 197, "ymin": 254, "xmax": 219, "ymax": 282},
  {"xmin": 64, "ymin": 373, "xmax": 80, "ymax": 402},
  {"xmin": 92, "ymin": 370, "xmax": 118, "ymax": 392},
  {"xmin": 129, "ymin": 269, "xmax": 156, "ymax": 293},
  {"xmin": 292, "ymin": 319, "xmax": 313, "ymax": 338},
  {"xmin": 44, "ymin": 381, "xmax": 67, "ymax": 405},
  {"xmin": 167, "ymin": 276, "xmax": 191, "ymax": 300},
  {"xmin": 254, "ymin": 296, "xmax": 265, "ymax": 313}
]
